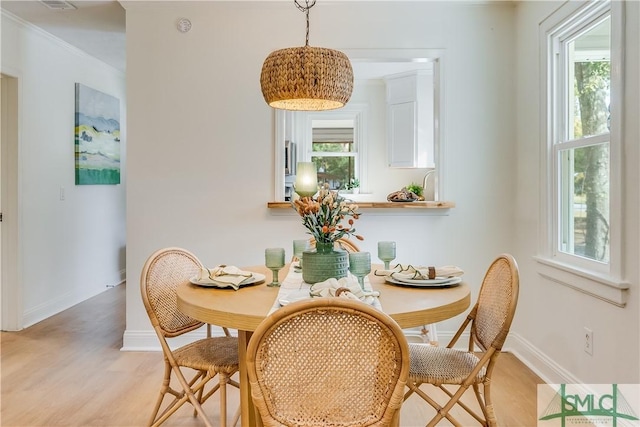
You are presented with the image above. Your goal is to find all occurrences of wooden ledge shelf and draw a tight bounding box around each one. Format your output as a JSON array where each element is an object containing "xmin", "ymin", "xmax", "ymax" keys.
[{"xmin": 267, "ymin": 201, "xmax": 455, "ymax": 209}]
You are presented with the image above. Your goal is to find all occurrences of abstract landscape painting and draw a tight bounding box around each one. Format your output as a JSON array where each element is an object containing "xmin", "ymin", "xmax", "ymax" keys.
[{"xmin": 75, "ymin": 83, "xmax": 121, "ymax": 185}]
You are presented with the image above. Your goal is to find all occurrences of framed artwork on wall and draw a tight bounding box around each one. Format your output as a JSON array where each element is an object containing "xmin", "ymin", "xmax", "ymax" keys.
[{"xmin": 74, "ymin": 83, "xmax": 121, "ymax": 185}]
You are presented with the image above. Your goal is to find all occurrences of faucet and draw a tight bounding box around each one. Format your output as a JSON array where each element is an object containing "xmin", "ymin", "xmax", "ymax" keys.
[{"xmin": 422, "ymin": 170, "xmax": 437, "ymax": 201}]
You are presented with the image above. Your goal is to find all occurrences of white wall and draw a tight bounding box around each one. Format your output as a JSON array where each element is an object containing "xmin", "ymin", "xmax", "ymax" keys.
[
  {"xmin": 1, "ymin": 12, "xmax": 126, "ymax": 327},
  {"xmin": 124, "ymin": 1, "xmax": 517, "ymax": 348},
  {"xmin": 512, "ymin": 1, "xmax": 640, "ymax": 384},
  {"xmin": 124, "ymin": 1, "xmax": 640, "ymax": 384},
  {"xmin": 6, "ymin": 0, "xmax": 636, "ymax": 387}
]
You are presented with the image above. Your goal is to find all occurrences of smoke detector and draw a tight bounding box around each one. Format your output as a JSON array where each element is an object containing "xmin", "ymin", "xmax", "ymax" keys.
[{"xmin": 40, "ymin": 1, "xmax": 77, "ymax": 10}]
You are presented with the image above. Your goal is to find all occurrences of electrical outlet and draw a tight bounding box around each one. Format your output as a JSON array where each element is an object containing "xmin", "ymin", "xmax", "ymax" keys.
[{"xmin": 584, "ymin": 327, "xmax": 593, "ymax": 355}]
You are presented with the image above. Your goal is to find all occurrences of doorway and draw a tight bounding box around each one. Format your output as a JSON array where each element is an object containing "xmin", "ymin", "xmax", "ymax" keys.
[{"xmin": 1, "ymin": 73, "xmax": 22, "ymax": 331}]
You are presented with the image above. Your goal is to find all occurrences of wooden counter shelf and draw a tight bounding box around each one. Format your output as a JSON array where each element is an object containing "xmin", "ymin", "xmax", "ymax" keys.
[{"xmin": 267, "ymin": 201, "xmax": 455, "ymax": 209}]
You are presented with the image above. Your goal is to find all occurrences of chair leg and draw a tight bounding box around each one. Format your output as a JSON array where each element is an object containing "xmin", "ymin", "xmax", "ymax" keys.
[
  {"xmin": 194, "ymin": 370, "xmax": 206, "ymax": 417},
  {"xmin": 182, "ymin": 375, "xmax": 214, "ymax": 427},
  {"xmin": 407, "ymin": 382, "xmax": 461, "ymax": 427},
  {"xmin": 425, "ymin": 384, "xmax": 471, "ymax": 427},
  {"xmin": 403, "ymin": 388, "xmax": 415, "ymax": 401},
  {"xmin": 474, "ymin": 381, "xmax": 496, "ymax": 427},
  {"xmin": 148, "ymin": 360, "xmax": 174, "ymax": 426},
  {"xmin": 219, "ymin": 373, "xmax": 229, "ymax": 427},
  {"xmin": 151, "ymin": 368, "xmax": 214, "ymax": 427},
  {"xmin": 437, "ymin": 384, "xmax": 487, "ymax": 425},
  {"xmin": 152, "ymin": 394, "xmax": 191, "ymax": 427},
  {"xmin": 485, "ymin": 404, "xmax": 498, "ymax": 427},
  {"xmin": 149, "ymin": 365, "xmax": 238, "ymax": 427}
]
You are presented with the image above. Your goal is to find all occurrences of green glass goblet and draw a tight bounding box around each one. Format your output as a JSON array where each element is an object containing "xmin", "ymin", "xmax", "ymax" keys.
[
  {"xmin": 292, "ymin": 239, "xmax": 309, "ymax": 272},
  {"xmin": 265, "ymin": 247, "xmax": 285, "ymax": 287},
  {"xmin": 349, "ymin": 252, "xmax": 371, "ymax": 290},
  {"xmin": 377, "ymin": 241, "xmax": 396, "ymax": 270}
]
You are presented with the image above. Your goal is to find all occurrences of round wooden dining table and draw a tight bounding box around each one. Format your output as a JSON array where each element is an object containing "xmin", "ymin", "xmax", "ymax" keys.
[{"xmin": 176, "ymin": 264, "xmax": 471, "ymax": 427}]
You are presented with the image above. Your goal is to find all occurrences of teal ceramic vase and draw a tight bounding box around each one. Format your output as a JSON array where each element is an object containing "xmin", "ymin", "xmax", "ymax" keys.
[{"xmin": 302, "ymin": 242, "xmax": 348, "ymax": 284}]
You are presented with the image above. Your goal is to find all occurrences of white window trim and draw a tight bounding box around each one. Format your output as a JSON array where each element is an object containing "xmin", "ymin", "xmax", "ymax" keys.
[
  {"xmin": 296, "ymin": 104, "xmax": 369, "ymax": 193},
  {"xmin": 537, "ymin": 0, "xmax": 628, "ymax": 307}
]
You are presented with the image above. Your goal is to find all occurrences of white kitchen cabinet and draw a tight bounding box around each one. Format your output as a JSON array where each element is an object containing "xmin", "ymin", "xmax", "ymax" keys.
[{"xmin": 385, "ymin": 70, "xmax": 435, "ymax": 168}]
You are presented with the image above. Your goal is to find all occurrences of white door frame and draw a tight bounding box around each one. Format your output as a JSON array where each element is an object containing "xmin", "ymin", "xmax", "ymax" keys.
[{"xmin": 1, "ymin": 72, "xmax": 23, "ymax": 331}]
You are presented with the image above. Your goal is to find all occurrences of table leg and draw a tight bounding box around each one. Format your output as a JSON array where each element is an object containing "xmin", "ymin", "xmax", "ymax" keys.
[{"xmin": 238, "ymin": 330, "xmax": 260, "ymax": 427}]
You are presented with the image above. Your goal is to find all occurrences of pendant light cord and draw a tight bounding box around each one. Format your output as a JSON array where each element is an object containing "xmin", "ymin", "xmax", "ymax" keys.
[{"xmin": 294, "ymin": 0, "xmax": 316, "ymax": 46}]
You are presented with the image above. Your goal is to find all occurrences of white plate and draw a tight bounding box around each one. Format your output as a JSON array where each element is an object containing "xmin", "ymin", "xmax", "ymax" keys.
[
  {"xmin": 189, "ymin": 273, "xmax": 265, "ymax": 288},
  {"xmin": 385, "ymin": 276, "xmax": 462, "ymax": 288},
  {"xmin": 278, "ymin": 289, "xmax": 313, "ymax": 306},
  {"xmin": 392, "ymin": 275, "xmax": 459, "ymax": 285}
]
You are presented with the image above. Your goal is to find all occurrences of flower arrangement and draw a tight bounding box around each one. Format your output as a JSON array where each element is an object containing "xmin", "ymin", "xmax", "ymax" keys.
[{"xmin": 293, "ymin": 184, "xmax": 363, "ymax": 245}]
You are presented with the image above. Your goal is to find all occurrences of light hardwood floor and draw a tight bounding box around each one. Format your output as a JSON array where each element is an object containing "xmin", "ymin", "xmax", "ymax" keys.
[{"xmin": 1, "ymin": 284, "xmax": 544, "ymax": 426}]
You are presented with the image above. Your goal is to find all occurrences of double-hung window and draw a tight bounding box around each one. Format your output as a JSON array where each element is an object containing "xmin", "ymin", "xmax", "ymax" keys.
[
  {"xmin": 296, "ymin": 105, "xmax": 368, "ymax": 193},
  {"xmin": 539, "ymin": 0, "xmax": 627, "ymax": 306},
  {"xmin": 311, "ymin": 120, "xmax": 357, "ymax": 191}
]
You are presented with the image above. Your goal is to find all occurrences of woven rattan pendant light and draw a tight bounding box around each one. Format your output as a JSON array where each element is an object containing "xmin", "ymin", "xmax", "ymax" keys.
[{"xmin": 260, "ymin": 0, "xmax": 353, "ymax": 111}]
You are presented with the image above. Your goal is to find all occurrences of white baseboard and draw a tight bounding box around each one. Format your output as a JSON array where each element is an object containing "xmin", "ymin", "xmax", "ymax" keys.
[
  {"xmin": 425, "ymin": 331, "xmax": 579, "ymax": 384},
  {"xmin": 121, "ymin": 327, "xmax": 579, "ymax": 386},
  {"xmin": 23, "ymin": 285, "xmax": 107, "ymax": 328},
  {"xmin": 404, "ymin": 330, "xmax": 581, "ymax": 385},
  {"xmin": 504, "ymin": 332, "xmax": 581, "ymax": 384},
  {"xmin": 23, "ymin": 275, "xmax": 126, "ymax": 328},
  {"xmin": 121, "ymin": 330, "xmax": 164, "ymax": 351},
  {"xmin": 122, "ymin": 328, "xmax": 466, "ymax": 352}
]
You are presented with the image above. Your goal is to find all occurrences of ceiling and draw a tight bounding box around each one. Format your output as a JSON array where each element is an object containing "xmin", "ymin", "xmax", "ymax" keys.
[
  {"xmin": 0, "ymin": 0, "xmax": 433, "ymax": 78},
  {"xmin": 1, "ymin": 0, "xmax": 126, "ymax": 72}
]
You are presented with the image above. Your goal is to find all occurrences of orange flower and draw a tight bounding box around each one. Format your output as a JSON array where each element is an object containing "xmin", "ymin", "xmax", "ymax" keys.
[{"xmin": 291, "ymin": 184, "xmax": 363, "ymax": 245}]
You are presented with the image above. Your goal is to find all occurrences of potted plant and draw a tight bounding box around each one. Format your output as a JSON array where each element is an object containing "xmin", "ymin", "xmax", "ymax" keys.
[
  {"xmin": 405, "ymin": 183, "xmax": 425, "ymax": 201},
  {"xmin": 345, "ymin": 178, "xmax": 360, "ymax": 194}
]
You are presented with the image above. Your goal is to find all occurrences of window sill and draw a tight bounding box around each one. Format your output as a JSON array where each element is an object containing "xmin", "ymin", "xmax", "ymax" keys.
[
  {"xmin": 534, "ymin": 256, "xmax": 629, "ymax": 307},
  {"xmin": 267, "ymin": 201, "xmax": 455, "ymax": 209}
]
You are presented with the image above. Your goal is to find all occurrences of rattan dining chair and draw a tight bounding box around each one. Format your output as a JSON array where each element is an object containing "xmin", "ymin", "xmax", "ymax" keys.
[
  {"xmin": 140, "ymin": 247, "xmax": 240, "ymax": 427},
  {"xmin": 246, "ymin": 298, "xmax": 410, "ymax": 427},
  {"xmin": 403, "ymin": 253, "xmax": 520, "ymax": 427}
]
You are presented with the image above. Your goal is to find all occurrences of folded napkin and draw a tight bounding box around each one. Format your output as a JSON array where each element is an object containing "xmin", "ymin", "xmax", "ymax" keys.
[
  {"xmin": 309, "ymin": 277, "xmax": 380, "ymax": 305},
  {"xmin": 374, "ymin": 264, "xmax": 464, "ymax": 281},
  {"xmin": 195, "ymin": 265, "xmax": 253, "ymax": 290}
]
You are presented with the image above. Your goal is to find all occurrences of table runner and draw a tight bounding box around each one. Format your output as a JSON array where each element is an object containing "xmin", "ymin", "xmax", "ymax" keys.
[{"xmin": 269, "ymin": 267, "xmax": 383, "ymax": 315}]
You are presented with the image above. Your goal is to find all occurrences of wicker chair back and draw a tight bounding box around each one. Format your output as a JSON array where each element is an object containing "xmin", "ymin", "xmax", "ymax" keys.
[{"xmin": 247, "ymin": 298, "xmax": 409, "ymax": 427}]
